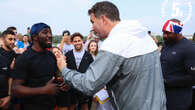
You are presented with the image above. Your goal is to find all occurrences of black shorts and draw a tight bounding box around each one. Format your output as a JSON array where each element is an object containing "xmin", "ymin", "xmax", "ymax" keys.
[
  {"xmin": 56, "ymin": 89, "xmax": 77, "ymax": 107},
  {"xmin": 76, "ymin": 90, "xmax": 90, "ymax": 105},
  {"xmin": 23, "ymin": 104, "xmax": 54, "ymax": 110}
]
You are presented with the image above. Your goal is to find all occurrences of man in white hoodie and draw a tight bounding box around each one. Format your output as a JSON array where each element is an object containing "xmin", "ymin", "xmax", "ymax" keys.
[{"xmin": 56, "ymin": 1, "xmax": 166, "ymax": 110}]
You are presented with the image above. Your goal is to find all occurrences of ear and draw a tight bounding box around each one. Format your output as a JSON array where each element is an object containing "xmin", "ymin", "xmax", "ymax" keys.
[
  {"xmin": 100, "ymin": 15, "xmax": 108, "ymax": 24},
  {"xmin": 32, "ymin": 35, "xmax": 38, "ymax": 41}
]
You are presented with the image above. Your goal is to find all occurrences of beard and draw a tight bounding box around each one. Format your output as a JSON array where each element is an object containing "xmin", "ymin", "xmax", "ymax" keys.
[
  {"xmin": 37, "ymin": 37, "xmax": 52, "ymax": 49},
  {"xmin": 74, "ymin": 44, "xmax": 83, "ymax": 52},
  {"xmin": 6, "ymin": 44, "xmax": 14, "ymax": 50},
  {"xmin": 4, "ymin": 41, "xmax": 14, "ymax": 50},
  {"xmin": 163, "ymin": 37, "xmax": 177, "ymax": 45}
]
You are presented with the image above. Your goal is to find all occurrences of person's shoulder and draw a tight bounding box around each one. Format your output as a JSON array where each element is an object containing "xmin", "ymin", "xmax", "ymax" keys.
[
  {"xmin": 9, "ymin": 49, "xmax": 16, "ymax": 55},
  {"xmin": 84, "ymin": 51, "xmax": 94, "ymax": 60},
  {"xmin": 46, "ymin": 50, "xmax": 56, "ymax": 59},
  {"xmin": 179, "ymin": 38, "xmax": 195, "ymax": 53},
  {"xmin": 182, "ymin": 38, "xmax": 195, "ymax": 47},
  {"xmin": 84, "ymin": 50, "xmax": 92, "ymax": 56},
  {"xmin": 192, "ymin": 42, "xmax": 195, "ymax": 46},
  {"xmin": 65, "ymin": 50, "xmax": 73, "ymax": 56},
  {"xmin": 0, "ymin": 47, "xmax": 5, "ymax": 53},
  {"xmin": 0, "ymin": 47, "xmax": 3, "ymax": 52},
  {"xmin": 18, "ymin": 48, "xmax": 35, "ymax": 60}
]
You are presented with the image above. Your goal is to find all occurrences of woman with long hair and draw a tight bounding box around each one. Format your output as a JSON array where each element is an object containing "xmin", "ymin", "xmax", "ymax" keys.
[{"xmin": 87, "ymin": 40, "xmax": 98, "ymax": 59}]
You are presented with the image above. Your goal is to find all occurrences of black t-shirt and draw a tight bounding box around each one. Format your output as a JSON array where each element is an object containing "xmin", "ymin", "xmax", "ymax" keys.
[
  {"xmin": 12, "ymin": 48, "xmax": 58, "ymax": 107},
  {"xmin": 0, "ymin": 47, "xmax": 16, "ymax": 98},
  {"xmin": 0, "ymin": 47, "xmax": 16, "ymax": 66},
  {"xmin": 160, "ymin": 38, "xmax": 195, "ymax": 88},
  {"xmin": 0, "ymin": 54, "xmax": 10, "ymax": 98}
]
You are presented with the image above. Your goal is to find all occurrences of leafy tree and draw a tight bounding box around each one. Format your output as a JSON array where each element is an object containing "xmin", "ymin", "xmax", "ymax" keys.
[{"xmin": 156, "ymin": 35, "xmax": 164, "ymax": 43}]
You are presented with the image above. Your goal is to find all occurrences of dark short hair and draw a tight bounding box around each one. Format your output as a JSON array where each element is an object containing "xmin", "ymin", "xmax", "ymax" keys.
[
  {"xmin": 1, "ymin": 30, "xmax": 15, "ymax": 38},
  {"xmin": 71, "ymin": 32, "xmax": 84, "ymax": 41},
  {"xmin": 23, "ymin": 34, "xmax": 29, "ymax": 37},
  {"xmin": 62, "ymin": 30, "xmax": 70, "ymax": 36},
  {"xmin": 50, "ymin": 46, "xmax": 61, "ymax": 53},
  {"xmin": 88, "ymin": 1, "xmax": 120, "ymax": 21},
  {"xmin": 7, "ymin": 26, "xmax": 17, "ymax": 31}
]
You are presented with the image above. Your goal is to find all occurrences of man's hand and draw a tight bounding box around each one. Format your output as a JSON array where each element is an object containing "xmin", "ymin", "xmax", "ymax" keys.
[
  {"xmin": 42, "ymin": 77, "xmax": 57, "ymax": 95},
  {"xmin": 62, "ymin": 36, "xmax": 67, "ymax": 42},
  {"xmin": 55, "ymin": 51, "xmax": 67, "ymax": 71},
  {"xmin": 57, "ymin": 82, "xmax": 70, "ymax": 92},
  {"xmin": 0, "ymin": 96, "xmax": 11, "ymax": 109}
]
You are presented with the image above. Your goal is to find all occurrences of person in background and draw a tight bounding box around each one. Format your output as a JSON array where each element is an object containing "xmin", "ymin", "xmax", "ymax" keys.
[
  {"xmin": 16, "ymin": 34, "xmax": 24, "ymax": 49},
  {"xmin": 27, "ymin": 27, "xmax": 31, "ymax": 36},
  {"xmin": 58, "ymin": 30, "xmax": 74, "ymax": 55},
  {"xmin": 157, "ymin": 42, "xmax": 163, "ymax": 53},
  {"xmin": 148, "ymin": 31, "xmax": 158, "ymax": 44},
  {"xmin": 87, "ymin": 40, "xmax": 114, "ymax": 110},
  {"xmin": 51, "ymin": 47, "xmax": 71, "ymax": 110},
  {"xmin": 189, "ymin": 32, "xmax": 195, "ymax": 110},
  {"xmin": 85, "ymin": 30, "xmax": 102, "ymax": 50},
  {"xmin": 23, "ymin": 34, "xmax": 30, "ymax": 50},
  {"xmin": 64, "ymin": 32, "xmax": 94, "ymax": 110},
  {"xmin": 161, "ymin": 19, "xmax": 195, "ymax": 110},
  {"xmin": 87, "ymin": 40, "xmax": 98, "ymax": 59},
  {"xmin": 6, "ymin": 26, "xmax": 23, "ymax": 54},
  {"xmin": 0, "ymin": 30, "xmax": 16, "ymax": 110},
  {"xmin": 6, "ymin": 27, "xmax": 17, "ymax": 45},
  {"xmin": 16, "ymin": 34, "xmax": 24, "ymax": 53}
]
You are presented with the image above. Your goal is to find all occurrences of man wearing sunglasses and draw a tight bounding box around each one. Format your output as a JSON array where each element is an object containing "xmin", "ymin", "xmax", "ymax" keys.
[{"xmin": 0, "ymin": 30, "xmax": 16, "ymax": 110}]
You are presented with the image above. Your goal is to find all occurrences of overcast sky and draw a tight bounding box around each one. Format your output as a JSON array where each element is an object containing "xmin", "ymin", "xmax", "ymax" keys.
[{"xmin": 0, "ymin": 0, "xmax": 194, "ymax": 36}]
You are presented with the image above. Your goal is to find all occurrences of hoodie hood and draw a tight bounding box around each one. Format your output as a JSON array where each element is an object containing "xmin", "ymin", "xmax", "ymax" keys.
[{"xmin": 100, "ymin": 20, "xmax": 158, "ymax": 58}]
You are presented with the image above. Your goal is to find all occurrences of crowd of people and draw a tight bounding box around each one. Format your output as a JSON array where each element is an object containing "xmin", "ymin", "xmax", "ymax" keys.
[{"xmin": 0, "ymin": 1, "xmax": 195, "ymax": 110}]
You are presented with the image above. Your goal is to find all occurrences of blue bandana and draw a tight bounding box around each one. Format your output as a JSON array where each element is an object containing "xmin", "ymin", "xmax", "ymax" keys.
[{"xmin": 30, "ymin": 23, "xmax": 50, "ymax": 37}]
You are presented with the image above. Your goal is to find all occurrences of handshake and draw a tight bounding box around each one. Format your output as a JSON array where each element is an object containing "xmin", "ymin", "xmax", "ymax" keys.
[
  {"xmin": 54, "ymin": 76, "xmax": 71, "ymax": 92},
  {"xmin": 54, "ymin": 76, "xmax": 71, "ymax": 91},
  {"xmin": 42, "ymin": 76, "xmax": 70, "ymax": 95}
]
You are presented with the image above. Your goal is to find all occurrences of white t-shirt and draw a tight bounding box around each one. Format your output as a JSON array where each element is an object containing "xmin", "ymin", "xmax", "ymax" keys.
[
  {"xmin": 61, "ymin": 43, "xmax": 74, "ymax": 55},
  {"xmin": 73, "ymin": 49, "xmax": 85, "ymax": 69}
]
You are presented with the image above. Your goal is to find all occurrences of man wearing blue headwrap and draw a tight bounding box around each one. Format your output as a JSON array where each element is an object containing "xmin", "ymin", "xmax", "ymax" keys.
[
  {"xmin": 161, "ymin": 19, "xmax": 195, "ymax": 110},
  {"xmin": 11, "ymin": 23, "xmax": 59, "ymax": 110}
]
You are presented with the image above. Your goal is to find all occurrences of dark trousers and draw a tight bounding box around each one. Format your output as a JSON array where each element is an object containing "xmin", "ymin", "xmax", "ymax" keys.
[
  {"xmin": 165, "ymin": 88, "xmax": 192, "ymax": 110},
  {"xmin": 189, "ymin": 89, "xmax": 195, "ymax": 110}
]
